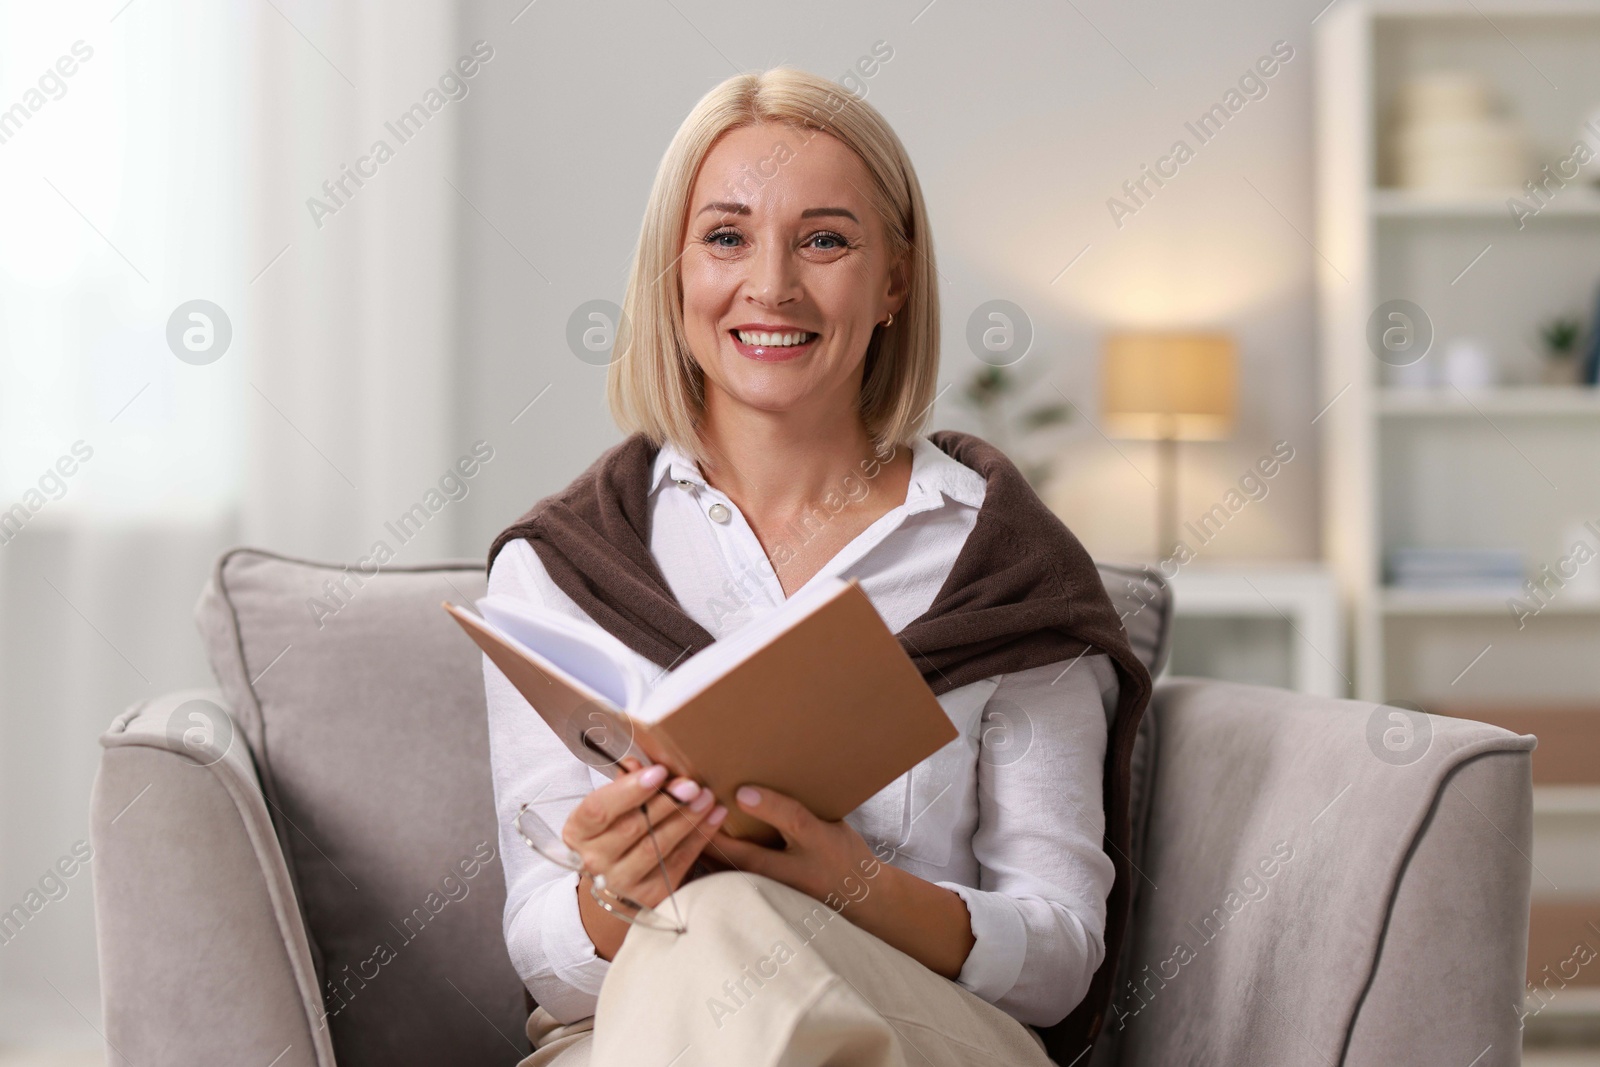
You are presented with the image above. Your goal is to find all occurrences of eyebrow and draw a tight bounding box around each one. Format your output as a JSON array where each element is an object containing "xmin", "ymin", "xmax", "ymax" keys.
[{"xmin": 696, "ymin": 202, "xmax": 859, "ymax": 223}]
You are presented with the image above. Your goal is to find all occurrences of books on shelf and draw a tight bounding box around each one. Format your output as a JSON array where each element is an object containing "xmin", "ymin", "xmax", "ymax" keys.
[
  {"xmin": 444, "ymin": 576, "xmax": 958, "ymax": 846},
  {"xmin": 1386, "ymin": 547, "xmax": 1525, "ymax": 592}
]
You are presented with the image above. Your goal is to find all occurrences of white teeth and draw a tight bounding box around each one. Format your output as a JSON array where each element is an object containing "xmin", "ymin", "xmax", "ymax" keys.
[{"xmin": 735, "ymin": 330, "xmax": 814, "ymax": 347}]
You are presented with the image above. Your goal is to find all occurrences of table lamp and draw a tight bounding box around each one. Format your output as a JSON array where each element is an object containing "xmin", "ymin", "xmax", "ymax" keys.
[{"xmin": 1101, "ymin": 332, "xmax": 1237, "ymax": 559}]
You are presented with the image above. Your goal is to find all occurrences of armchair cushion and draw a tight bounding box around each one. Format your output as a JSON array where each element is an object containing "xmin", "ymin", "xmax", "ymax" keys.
[{"xmin": 194, "ymin": 549, "xmax": 525, "ymax": 1067}]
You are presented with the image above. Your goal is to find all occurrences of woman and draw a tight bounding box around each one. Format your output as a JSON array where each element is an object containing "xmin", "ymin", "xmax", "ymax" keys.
[{"xmin": 483, "ymin": 67, "xmax": 1152, "ymax": 1066}]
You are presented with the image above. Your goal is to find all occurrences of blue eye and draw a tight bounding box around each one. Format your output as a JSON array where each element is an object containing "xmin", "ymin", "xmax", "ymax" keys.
[{"xmin": 700, "ymin": 229, "xmax": 853, "ymax": 251}]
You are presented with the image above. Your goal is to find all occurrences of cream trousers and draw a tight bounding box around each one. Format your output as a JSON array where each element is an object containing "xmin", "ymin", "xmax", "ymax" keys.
[{"xmin": 516, "ymin": 870, "xmax": 1056, "ymax": 1067}]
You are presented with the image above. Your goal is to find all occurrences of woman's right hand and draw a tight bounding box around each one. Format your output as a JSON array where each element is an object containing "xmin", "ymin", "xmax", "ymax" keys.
[{"xmin": 564, "ymin": 756, "xmax": 728, "ymax": 917}]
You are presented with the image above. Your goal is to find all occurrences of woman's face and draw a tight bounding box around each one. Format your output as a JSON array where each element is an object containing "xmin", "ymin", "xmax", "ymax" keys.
[{"xmin": 678, "ymin": 122, "xmax": 907, "ymax": 429}]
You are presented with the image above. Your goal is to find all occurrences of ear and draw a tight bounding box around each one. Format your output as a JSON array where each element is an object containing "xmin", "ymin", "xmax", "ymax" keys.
[{"xmin": 883, "ymin": 248, "xmax": 910, "ymax": 319}]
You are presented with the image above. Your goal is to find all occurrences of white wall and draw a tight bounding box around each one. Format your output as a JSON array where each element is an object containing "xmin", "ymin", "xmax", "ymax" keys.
[{"xmin": 453, "ymin": 0, "xmax": 1323, "ymax": 567}]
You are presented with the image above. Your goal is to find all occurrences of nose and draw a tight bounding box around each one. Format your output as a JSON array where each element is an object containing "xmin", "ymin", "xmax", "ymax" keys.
[{"xmin": 745, "ymin": 235, "xmax": 802, "ymax": 308}]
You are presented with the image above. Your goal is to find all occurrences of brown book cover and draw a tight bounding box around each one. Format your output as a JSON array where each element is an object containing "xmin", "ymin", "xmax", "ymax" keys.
[{"xmin": 445, "ymin": 579, "xmax": 957, "ymax": 846}]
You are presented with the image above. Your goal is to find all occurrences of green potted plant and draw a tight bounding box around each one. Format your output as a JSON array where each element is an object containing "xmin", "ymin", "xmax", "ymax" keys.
[
  {"xmin": 1539, "ymin": 316, "xmax": 1585, "ymax": 386},
  {"xmin": 956, "ymin": 364, "xmax": 1072, "ymax": 488}
]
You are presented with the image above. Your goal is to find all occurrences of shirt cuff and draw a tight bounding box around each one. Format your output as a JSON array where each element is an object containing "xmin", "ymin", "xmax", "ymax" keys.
[
  {"xmin": 936, "ymin": 881, "xmax": 1028, "ymax": 1004},
  {"xmin": 540, "ymin": 870, "xmax": 611, "ymax": 1001}
]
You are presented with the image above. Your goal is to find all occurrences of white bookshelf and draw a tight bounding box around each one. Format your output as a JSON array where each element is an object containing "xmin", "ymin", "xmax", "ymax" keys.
[
  {"xmin": 1316, "ymin": 0, "xmax": 1600, "ymax": 702},
  {"xmin": 1317, "ymin": 4, "xmax": 1600, "ymax": 1034}
]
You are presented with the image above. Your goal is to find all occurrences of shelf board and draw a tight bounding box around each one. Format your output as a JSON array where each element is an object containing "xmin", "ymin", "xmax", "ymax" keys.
[
  {"xmin": 1376, "ymin": 387, "xmax": 1600, "ymax": 417},
  {"xmin": 1381, "ymin": 588, "xmax": 1600, "ymax": 615},
  {"xmin": 1533, "ymin": 785, "xmax": 1600, "ymax": 816},
  {"xmin": 1374, "ymin": 2, "xmax": 1600, "ymax": 22},
  {"xmin": 1372, "ymin": 188, "xmax": 1600, "ymax": 219},
  {"xmin": 1522, "ymin": 985, "xmax": 1600, "ymax": 1022}
]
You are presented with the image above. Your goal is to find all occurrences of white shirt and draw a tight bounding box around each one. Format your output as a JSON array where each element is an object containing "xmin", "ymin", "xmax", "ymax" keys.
[{"xmin": 483, "ymin": 435, "xmax": 1119, "ymax": 1028}]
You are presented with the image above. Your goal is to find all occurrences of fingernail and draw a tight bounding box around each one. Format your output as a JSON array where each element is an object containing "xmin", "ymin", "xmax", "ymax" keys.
[
  {"xmin": 669, "ymin": 779, "xmax": 700, "ymax": 802},
  {"xmin": 708, "ymin": 805, "xmax": 728, "ymax": 826},
  {"xmin": 689, "ymin": 788, "xmax": 715, "ymax": 812},
  {"xmin": 639, "ymin": 764, "xmax": 667, "ymax": 787},
  {"xmin": 735, "ymin": 786, "xmax": 760, "ymax": 807}
]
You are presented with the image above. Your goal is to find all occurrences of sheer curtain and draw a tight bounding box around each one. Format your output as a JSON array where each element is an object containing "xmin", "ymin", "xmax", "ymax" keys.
[
  {"xmin": 0, "ymin": 0, "xmax": 461, "ymax": 1049},
  {"xmin": 245, "ymin": 0, "xmax": 460, "ymax": 562}
]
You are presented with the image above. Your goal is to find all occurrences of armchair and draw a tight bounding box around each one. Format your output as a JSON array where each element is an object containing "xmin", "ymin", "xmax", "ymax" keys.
[{"xmin": 90, "ymin": 549, "xmax": 1533, "ymax": 1065}]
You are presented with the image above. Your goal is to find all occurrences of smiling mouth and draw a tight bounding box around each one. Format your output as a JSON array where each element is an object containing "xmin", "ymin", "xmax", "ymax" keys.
[{"xmin": 729, "ymin": 329, "xmax": 818, "ymax": 362}]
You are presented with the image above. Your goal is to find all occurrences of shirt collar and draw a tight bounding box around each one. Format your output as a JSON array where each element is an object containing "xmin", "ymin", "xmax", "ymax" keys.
[
  {"xmin": 649, "ymin": 435, "xmax": 986, "ymax": 512},
  {"xmin": 650, "ymin": 438, "xmax": 707, "ymax": 494},
  {"xmin": 903, "ymin": 436, "xmax": 986, "ymax": 513}
]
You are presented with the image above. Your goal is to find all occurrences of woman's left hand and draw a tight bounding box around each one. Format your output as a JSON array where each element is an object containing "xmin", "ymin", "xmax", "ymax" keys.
[{"xmin": 702, "ymin": 785, "xmax": 885, "ymax": 909}]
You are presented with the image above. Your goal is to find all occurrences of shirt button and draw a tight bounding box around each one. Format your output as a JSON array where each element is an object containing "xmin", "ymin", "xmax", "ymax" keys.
[
  {"xmin": 707, "ymin": 503, "xmax": 730, "ymax": 524},
  {"xmin": 675, "ymin": 479, "xmax": 694, "ymax": 491}
]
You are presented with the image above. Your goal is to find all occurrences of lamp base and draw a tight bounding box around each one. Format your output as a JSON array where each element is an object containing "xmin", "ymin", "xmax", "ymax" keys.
[{"xmin": 1156, "ymin": 436, "xmax": 1179, "ymax": 562}]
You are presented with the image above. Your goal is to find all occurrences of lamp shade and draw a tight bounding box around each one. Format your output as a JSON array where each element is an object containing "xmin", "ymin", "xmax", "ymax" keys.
[{"xmin": 1101, "ymin": 332, "xmax": 1237, "ymax": 440}]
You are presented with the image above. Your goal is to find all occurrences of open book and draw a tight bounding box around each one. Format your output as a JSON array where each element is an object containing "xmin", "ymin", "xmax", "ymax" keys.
[{"xmin": 444, "ymin": 577, "xmax": 957, "ymax": 845}]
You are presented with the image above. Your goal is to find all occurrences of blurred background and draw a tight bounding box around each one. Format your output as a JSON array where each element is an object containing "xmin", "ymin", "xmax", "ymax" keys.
[{"xmin": 1, "ymin": 0, "xmax": 1597, "ymax": 1062}]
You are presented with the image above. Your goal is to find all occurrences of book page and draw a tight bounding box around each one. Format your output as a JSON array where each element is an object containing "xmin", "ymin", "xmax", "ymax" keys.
[
  {"xmin": 445, "ymin": 603, "xmax": 643, "ymax": 778},
  {"xmin": 478, "ymin": 594, "xmax": 652, "ymax": 711}
]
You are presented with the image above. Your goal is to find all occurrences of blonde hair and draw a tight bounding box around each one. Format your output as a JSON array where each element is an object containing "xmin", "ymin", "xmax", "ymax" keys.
[{"xmin": 607, "ymin": 67, "xmax": 939, "ymax": 468}]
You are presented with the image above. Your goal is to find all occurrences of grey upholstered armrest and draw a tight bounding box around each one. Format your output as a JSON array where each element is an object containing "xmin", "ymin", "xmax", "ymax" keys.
[
  {"xmin": 1108, "ymin": 678, "xmax": 1533, "ymax": 1067},
  {"xmin": 91, "ymin": 689, "xmax": 337, "ymax": 1067}
]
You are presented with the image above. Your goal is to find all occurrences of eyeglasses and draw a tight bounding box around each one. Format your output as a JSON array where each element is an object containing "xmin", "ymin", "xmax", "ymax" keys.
[
  {"xmin": 510, "ymin": 687, "xmax": 696, "ymax": 933},
  {"xmin": 513, "ymin": 792, "xmax": 688, "ymax": 935}
]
